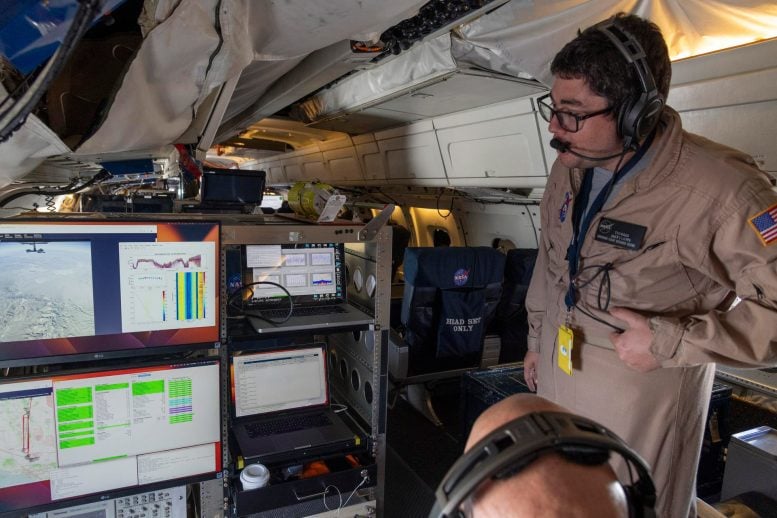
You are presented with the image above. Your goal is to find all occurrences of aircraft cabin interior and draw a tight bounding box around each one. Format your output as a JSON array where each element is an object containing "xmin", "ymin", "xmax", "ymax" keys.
[{"xmin": 0, "ymin": 1, "xmax": 776, "ymax": 517}]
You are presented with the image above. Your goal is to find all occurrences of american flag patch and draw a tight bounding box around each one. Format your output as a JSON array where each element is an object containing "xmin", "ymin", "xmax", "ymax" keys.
[{"xmin": 748, "ymin": 203, "xmax": 777, "ymax": 246}]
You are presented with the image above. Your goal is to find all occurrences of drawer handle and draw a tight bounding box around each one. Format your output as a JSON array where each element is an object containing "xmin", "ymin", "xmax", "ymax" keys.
[{"xmin": 293, "ymin": 487, "xmax": 329, "ymax": 501}]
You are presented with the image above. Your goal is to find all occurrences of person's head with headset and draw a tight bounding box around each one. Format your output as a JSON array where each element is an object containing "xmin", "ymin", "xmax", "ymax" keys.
[
  {"xmin": 538, "ymin": 13, "xmax": 670, "ymax": 173},
  {"xmin": 430, "ymin": 394, "xmax": 656, "ymax": 518}
]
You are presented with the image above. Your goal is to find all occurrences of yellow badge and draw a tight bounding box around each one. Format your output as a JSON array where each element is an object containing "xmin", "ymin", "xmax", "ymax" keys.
[{"xmin": 557, "ymin": 325, "xmax": 574, "ymax": 375}]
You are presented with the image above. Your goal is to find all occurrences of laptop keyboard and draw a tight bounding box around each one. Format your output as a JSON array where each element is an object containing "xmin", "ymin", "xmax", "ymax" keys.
[
  {"xmin": 260, "ymin": 305, "xmax": 347, "ymax": 319},
  {"xmin": 245, "ymin": 413, "xmax": 333, "ymax": 438}
]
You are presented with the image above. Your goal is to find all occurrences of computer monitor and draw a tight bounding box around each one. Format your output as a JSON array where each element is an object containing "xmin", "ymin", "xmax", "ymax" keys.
[
  {"xmin": 0, "ymin": 219, "xmax": 220, "ymax": 366},
  {"xmin": 200, "ymin": 168, "xmax": 266, "ymax": 205},
  {"xmin": 231, "ymin": 346, "xmax": 329, "ymax": 418},
  {"xmin": 241, "ymin": 242, "xmax": 345, "ymax": 306},
  {"xmin": 0, "ymin": 359, "xmax": 221, "ymax": 516}
]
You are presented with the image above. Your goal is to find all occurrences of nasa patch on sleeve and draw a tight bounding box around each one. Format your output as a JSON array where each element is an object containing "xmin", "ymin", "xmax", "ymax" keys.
[{"xmin": 594, "ymin": 217, "xmax": 646, "ymax": 250}]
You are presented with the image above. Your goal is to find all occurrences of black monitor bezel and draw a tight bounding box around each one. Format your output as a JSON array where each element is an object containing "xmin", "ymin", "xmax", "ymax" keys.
[
  {"xmin": 0, "ymin": 217, "xmax": 222, "ymax": 368},
  {"xmin": 0, "ymin": 356, "xmax": 223, "ymax": 517},
  {"xmin": 200, "ymin": 168, "xmax": 266, "ymax": 204},
  {"xmin": 238, "ymin": 242, "xmax": 346, "ymax": 308}
]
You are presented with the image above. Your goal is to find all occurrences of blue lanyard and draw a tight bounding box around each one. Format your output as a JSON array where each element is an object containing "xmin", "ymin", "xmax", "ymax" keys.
[{"xmin": 564, "ymin": 136, "xmax": 654, "ymax": 310}]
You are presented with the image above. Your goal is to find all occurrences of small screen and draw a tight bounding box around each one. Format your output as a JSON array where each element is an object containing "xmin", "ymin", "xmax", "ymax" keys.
[
  {"xmin": 232, "ymin": 346, "xmax": 327, "ymax": 418},
  {"xmin": 242, "ymin": 243, "xmax": 344, "ymax": 307},
  {"xmin": 201, "ymin": 169, "xmax": 265, "ymax": 204},
  {"xmin": 0, "ymin": 220, "xmax": 220, "ymax": 366},
  {"xmin": 0, "ymin": 360, "xmax": 221, "ymax": 515}
]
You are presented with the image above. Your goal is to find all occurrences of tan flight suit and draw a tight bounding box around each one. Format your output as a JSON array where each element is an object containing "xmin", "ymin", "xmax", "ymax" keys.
[{"xmin": 526, "ymin": 107, "xmax": 777, "ymax": 518}]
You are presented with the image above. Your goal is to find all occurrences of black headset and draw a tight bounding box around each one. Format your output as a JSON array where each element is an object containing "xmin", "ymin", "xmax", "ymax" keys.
[
  {"xmin": 429, "ymin": 411, "xmax": 656, "ymax": 518},
  {"xmin": 595, "ymin": 19, "xmax": 665, "ymax": 150}
]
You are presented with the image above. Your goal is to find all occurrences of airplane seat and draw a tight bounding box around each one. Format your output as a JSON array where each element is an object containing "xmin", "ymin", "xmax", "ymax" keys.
[
  {"xmin": 390, "ymin": 224, "xmax": 412, "ymax": 283},
  {"xmin": 389, "ymin": 247, "xmax": 505, "ymax": 381},
  {"xmin": 491, "ymin": 248, "xmax": 538, "ymax": 363},
  {"xmin": 388, "ymin": 246, "xmax": 505, "ymax": 426},
  {"xmin": 400, "ymin": 246, "xmax": 505, "ymax": 375}
]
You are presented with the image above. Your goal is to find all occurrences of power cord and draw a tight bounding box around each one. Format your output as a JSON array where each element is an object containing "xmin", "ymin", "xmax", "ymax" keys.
[
  {"xmin": 322, "ymin": 472, "xmax": 371, "ymax": 516},
  {"xmin": 226, "ymin": 281, "xmax": 294, "ymax": 327},
  {"xmin": 342, "ymin": 473, "xmax": 369, "ymax": 509},
  {"xmin": 331, "ymin": 403, "xmax": 348, "ymax": 414}
]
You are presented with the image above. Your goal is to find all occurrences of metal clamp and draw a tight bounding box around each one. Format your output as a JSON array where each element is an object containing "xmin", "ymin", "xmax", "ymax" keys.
[{"xmin": 358, "ymin": 203, "xmax": 395, "ymax": 241}]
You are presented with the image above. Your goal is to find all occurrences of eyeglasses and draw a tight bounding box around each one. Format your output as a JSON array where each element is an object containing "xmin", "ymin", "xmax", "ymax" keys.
[{"xmin": 537, "ymin": 93, "xmax": 613, "ymax": 133}]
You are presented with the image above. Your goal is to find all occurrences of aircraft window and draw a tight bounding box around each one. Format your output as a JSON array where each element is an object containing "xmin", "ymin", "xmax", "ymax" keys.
[
  {"xmin": 364, "ymin": 381, "xmax": 373, "ymax": 405},
  {"xmin": 351, "ymin": 369, "xmax": 360, "ymax": 391},
  {"xmin": 492, "ymin": 238, "xmax": 517, "ymax": 254},
  {"xmin": 432, "ymin": 228, "xmax": 451, "ymax": 247}
]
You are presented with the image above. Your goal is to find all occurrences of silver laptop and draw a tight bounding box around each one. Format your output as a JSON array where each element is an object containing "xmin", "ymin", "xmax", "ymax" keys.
[
  {"xmin": 240, "ymin": 242, "xmax": 373, "ymax": 334},
  {"xmin": 230, "ymin": 344, "xmax": 360, "ymax": 464}
]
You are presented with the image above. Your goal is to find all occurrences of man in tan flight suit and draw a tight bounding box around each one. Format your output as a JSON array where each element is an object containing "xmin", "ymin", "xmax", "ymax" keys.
[{"xmin": 523, "ymin": 13, "xmax": 777, "ymax": 518}]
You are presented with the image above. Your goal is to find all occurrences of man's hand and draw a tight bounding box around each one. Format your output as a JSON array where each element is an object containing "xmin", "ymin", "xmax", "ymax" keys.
[
  {"xmin": 523, "ymin": 351, "xmax": 539, "ymax": 391},
  {"xmin": 609, "ymin": 307, "xmax": 660, "ymax": 372}
]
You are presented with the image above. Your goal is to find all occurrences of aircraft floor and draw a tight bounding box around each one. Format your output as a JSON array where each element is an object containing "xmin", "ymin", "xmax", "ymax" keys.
[{"xmin": 385, "ymin": 380, "xmax": 463, "ymax": 518}]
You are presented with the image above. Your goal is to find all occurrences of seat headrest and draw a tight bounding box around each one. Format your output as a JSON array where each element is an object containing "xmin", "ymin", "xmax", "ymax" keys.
[
  {"xmin": 403, "ymin": 247, "xmax": 505, "ymax": 289},
  {"xmin": 504, "ymin": 249, "xmax": 539, "ymax": 285}
]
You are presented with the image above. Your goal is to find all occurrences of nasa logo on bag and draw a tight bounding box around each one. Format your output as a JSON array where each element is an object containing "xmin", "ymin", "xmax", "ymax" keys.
[
  {"xmin": 227, "ymin": 274, "xmax": 243, "ymax": 293},
  {"xmin": 453, "ymin": 268, "xmax": 470, "ymax": 286}
]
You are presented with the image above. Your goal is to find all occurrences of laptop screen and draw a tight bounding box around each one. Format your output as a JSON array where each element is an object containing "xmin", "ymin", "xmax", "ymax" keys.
[
  {"xmin": 232, "ymin": 346, "xmax": 329, "ymax": 418},
  {"xmin": 242, "ymin": 242, "xmax": 345, "ymax": 308}
]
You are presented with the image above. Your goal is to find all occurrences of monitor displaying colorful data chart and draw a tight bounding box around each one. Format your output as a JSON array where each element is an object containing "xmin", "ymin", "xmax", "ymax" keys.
[
  {"xmin": 0, "ymin": 219, "xmax": 220, "ymax": 366},
  {"xmin": 0, "ymin": 359, "xmax": 222, "ymax": 516}
]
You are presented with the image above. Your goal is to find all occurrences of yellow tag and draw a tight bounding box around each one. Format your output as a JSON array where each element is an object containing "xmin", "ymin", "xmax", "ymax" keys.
[{"xmin": 557, "ymin": 325, "xmax": 574, "ymax": 375}]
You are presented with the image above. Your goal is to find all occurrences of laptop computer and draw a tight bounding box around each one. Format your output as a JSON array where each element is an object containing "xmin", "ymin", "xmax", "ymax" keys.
[
  {"xmin": 238, "ymin": 242, "xmax": 374, "ymax": 334},
  {"xmin": 230, "ymin": 344, "xmax": 361, "ymax": 464}
]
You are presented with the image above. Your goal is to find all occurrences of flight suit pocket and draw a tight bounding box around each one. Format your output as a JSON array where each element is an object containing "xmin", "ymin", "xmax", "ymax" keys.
[{"xmin": 583, "ymin": 235, "xmax": 696, "ymax": 312}]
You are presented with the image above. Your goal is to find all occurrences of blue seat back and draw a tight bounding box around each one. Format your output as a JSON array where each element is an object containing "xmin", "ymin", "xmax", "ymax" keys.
[{"xmin": 401, "ymin": 247, "xmax": 505, "ymax": 374}]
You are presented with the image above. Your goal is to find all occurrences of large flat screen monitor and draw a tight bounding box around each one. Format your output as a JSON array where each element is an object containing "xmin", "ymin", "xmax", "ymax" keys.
[
  {"xmin": 0, "ymin": 359, "xmax": 221, "ymax": 516},
  {"xmin": 0, "ymin": 219, "xmax": 220, "ymax": 366}
]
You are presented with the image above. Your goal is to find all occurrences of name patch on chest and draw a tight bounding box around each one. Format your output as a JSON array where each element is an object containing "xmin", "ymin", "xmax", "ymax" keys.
[{"xmin": 594, "ymin": 218, "xmax": 647, "ymax": 250}]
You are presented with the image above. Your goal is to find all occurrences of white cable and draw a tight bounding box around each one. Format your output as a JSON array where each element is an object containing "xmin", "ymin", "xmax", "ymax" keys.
[
  {"xmin": 323, "ymin": 484, "xmax": 342, "ymax": 512},
  {"xmin": 342, "ymin": 475, "xmax": 369, "ymax": 511},
  {"xmin": 331, "ymin": 403, "xmax": 348, "ymax": 413}
]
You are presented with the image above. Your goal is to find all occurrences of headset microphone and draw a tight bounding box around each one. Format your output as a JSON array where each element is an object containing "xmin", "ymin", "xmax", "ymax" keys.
[{"xmin": 550, "ymin": 138, "xmax": 627, "ymax": 161}]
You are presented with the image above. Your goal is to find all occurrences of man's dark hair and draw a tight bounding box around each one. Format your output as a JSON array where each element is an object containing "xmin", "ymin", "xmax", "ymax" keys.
[{"xmin": 550, "ymin": 13, "xmax": 671, "ymax": 116}]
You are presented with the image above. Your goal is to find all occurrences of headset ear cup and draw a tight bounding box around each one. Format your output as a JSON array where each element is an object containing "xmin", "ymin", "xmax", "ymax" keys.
[
  {"xmin": 618, "ymin": 94, "xmax": 640, "ymax": 147},
  {"xmin": 635, "ymin": 95, "xmax": 664, "ymax": 141},
  {"xmin": 622, "ymin": 483, "xmax": 644, "ymax": 518},
  {"xmin": 616, "ymin": 97, "xmax": 631, "ymax": 140},
  {"xmin": 619, "ymin": 92, "xmax": 663, "ymax": 149}
]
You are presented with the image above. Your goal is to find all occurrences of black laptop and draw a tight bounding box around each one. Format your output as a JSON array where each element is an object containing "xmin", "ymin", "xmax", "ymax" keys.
[
  {"xmin": 239, "ymin": 242, "xmax": 373, "ymax": 334},
  {"xmin": 230, "ymin": 344, "xmax": 360, "ymax": 464}
]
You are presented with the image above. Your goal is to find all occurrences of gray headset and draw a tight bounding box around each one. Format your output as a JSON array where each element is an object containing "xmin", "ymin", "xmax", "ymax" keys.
[
  {"xmin": 596, "ymin": 20, "xmax": 665, "ymax": 150},
  {"xmin": 429, "ymin": 411, "xmax": 656, "ymax": 518}
]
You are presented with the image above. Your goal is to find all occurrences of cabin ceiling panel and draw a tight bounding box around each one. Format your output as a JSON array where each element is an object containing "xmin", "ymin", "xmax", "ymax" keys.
[
  {"xmin": 304, "ymin": 70, "xmax": 544, "ymax": 134},
  {"xmin": 453, "ymin": 0, "xmax": 777, "ymax": 88}
]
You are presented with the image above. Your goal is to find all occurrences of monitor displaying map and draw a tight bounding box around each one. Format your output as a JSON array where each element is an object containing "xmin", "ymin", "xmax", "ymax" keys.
[
  {"xmin": 0, "ymin": 359, "xmax": 221, "ymax": 515},
  {"xmin": 0, "ymin": 220, "xmax": 220, "ymax": 366}
]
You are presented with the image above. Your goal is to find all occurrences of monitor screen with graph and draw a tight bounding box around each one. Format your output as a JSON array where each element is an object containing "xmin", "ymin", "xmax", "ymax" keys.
[
  {"xmin": 0, "ymin": 359, "xmax": 221, "ymax": 516},
  {"xmin": 0, "ymin": 219, "xmax": 220, "ymax": 366},
  {"xmin": 240, "ymin": 242, "xmax": 345, "ymax": 308}
]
